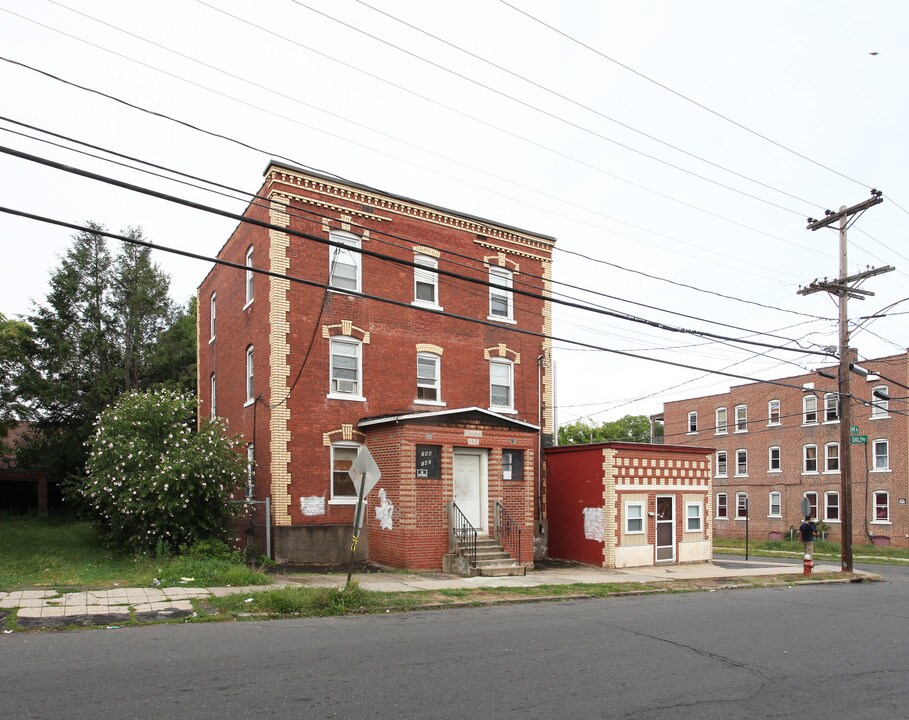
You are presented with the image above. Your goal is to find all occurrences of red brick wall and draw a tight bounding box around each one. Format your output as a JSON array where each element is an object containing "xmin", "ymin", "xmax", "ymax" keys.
[{"xmin": 663, "ymin": 352, "xmax": 909, "ymax": 547}]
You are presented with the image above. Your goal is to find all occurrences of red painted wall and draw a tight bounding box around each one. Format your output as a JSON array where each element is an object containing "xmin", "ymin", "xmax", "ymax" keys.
[{"xmin": 545, "ymin": 445, "xmax": 607, "ymax": 566}]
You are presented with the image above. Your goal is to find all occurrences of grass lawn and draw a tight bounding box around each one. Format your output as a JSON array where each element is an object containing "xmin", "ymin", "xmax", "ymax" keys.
[
  {"xmin": 713, "ymin": 536, "xmax": 909, "ymax": 564},
  {"xmin": 0, "ymin": 516, "xmax": 270, "ymax": 590}
]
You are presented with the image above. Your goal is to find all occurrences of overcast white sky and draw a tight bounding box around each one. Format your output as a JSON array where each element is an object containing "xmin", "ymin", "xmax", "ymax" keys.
[{"xmin": 1, "ymin": 0, "xmax": 907, "ymax": 428}]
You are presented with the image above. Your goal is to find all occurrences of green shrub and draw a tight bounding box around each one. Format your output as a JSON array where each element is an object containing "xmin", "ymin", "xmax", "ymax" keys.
[{"xmin": 80, "ymin": 389, "xmax": 245, "ymax": 554}]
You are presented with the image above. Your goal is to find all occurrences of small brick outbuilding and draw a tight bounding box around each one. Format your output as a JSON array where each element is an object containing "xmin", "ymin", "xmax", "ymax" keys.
[{"xmin": 545, "ymin": 442, "xmax": 713, "ymax": 568}]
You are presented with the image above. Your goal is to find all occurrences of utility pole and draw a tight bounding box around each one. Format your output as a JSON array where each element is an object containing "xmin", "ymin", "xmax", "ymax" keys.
[{"xmin": 799, "ymin": 190, "xmax": 892, "ymax": 573}]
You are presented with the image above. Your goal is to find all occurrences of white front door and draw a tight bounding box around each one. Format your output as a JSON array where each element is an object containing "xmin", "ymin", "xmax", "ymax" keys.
[
  {"xmin": 655, "ymin": 495, "xmax": 675, "ymax": 562},
  {"xmin": 453, "ymin": 449, "xmax": 487, "ymax": 531}
]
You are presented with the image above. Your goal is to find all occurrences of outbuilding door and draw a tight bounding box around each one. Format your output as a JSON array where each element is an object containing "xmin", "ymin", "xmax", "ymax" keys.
[
  {"xmin": 655, "ymin": 495, "xmax": 675, "ymax": 562},
  {"xmin": 453, "ymin": 449, "xmax": 487, "ymax": 532}
]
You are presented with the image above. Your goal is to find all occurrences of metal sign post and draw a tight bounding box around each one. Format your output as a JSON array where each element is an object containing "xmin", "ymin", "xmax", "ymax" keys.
[
  {"xmin": 346, "ymin": 473, "xmax": 367, "ymax": 586},
  {"xmin": 344, "ymin": 447, "xmax": 381, "ymax": 587}
]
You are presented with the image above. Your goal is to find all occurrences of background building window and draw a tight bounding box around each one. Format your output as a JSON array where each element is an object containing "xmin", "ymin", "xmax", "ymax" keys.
[
  {"xmin": 804, "ymin": 492, "xmax": 818, "ymax": 520},
  {"xmin": 873, "ymin": 491, "xmax": 890, "ymax": 522},
  {"xmin": 716, "ymin": 493, "xmax": 728, "ymax": 518},
  {"xmin": 768, "ymin": 446, "xmax": 781, "ymax": 472},
  {"xmin": 245, "ymin": 246, "xmax": 254, "ymax": 305},
  {"xmin": 331, "ymin": 444, "xmax": 360, "ymax": 500},
  {"xmin": 502, "ymin": 449, "xmax": 524, "ymax": 480},
  {"xmin": 716, "ymin": 451, "xmax": 727, "ymax": 477},
  {"xmin": 871, "ymin": 386, "xmax": 889, "ymax": 417},
  {"xmin": 330, "ymin": 338, "xmax": 361, "ymax": 396},
  {"xmin": 488, "ymin": 266, "xmax": 513, "ymax": 320},
  {"xmin": 210, "ymin": 373, "xmax": 217, "ymax": 418},
  {"xmin": 416, "ymin": 353, "xmax": 441, "ymax": 402},
  {"xmin": 769, "ymin": 491, "xmax": 781, "ymax": 517},
  {"xmin": 688, "ymin": 411, "xmax": 698, "ymax": 433},
  {"xmin": 735, "ymin": 405, "xmax": 747, "ymax": 432},
  {"xmin": 803, "ymin": 395, "xmax": 817, "ymax": 424},
  {"xmin": 715, "ymin": 407, "xmax": 727, "ymax": 434},
  {"xmin": 489, "ymin": 359, "xmax": 513, "ymax": 410},
  {"xmin": 768, "ymin": 400, "xmax": 781, "ymax": 425},
  {"xmin": 824, "ymin": 393, "xmax": 840, "ymax": 422},
  {"xmin": 803, "ymin": 444, "xmax": 818, "ymax": 473},
  {"xmin": 736, "ymin": 492, "xmax": 749, "ymax": 519},
  {"xmin": 245, "ymin": 346, "xmax": 254, "ymax": 403},
  {"xmin": 328, "ymin": 230, "xmax": 361, "ymax": 292},
  {"xmin": 825, "ymin": 443, "xmax": 840, "ymax": 472},
  {"xmin": 825, "ymin": 491, "xmax": 839, "ymax": 521},
  {"xmin": 414, "ymin": 254, "xmax": 439, "ymax": 305},
  {"xmin": 209, "ymin": 292, "xmax": 216, "ymax": 340},
  {"xmin": 246, "ymin": 443, "xmax": 255, "ymax": 499},
  {"xmin": 872, "ymin": 439, "xmax": 889, "ymax": 470}
]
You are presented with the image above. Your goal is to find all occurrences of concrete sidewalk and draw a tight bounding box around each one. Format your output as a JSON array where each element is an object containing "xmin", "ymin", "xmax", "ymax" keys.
[{"xmin": 0, "ymin": 558, "xmax": 853, "ymax": 630}]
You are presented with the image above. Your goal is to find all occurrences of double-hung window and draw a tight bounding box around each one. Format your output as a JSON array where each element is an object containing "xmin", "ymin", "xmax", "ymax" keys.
[
  {"xmin": 502, "ymin": 450, "xmax": 524, "ymax": 480},
  {"xmin": 768, "ymin": 399, "xmax": 781, "ymax": 425},
  {"xmin": 331, "ymin": 443, "xmax": 360, "ymax": 502},
  {"xmin": 416, "ymin": 353, "xmax": 441, "ymax": 403},
  {"xmin": 873, "ymin": 491, "xmax": 890, "ymax": 522},
  {"xmin": 803, "ymin": 444, "xmax": 818, "ymax": 473},
  {"xmin": 209, "ymin": 292, "xmax": 216, "ymax": 341},
  {"xmin": 245, "ymin": 346, "xmax": 254, "ymax": 404},
  {"xmin": 871, "ymin": 386, "xmax": 889, "ymax": 417},
  {"xmin": 769, "ymin": 491, "xmax": 781, "ymax": 517},
  {"xmin": 825, "ymin": 443, "xmax": 839, "ymax": 472},
  {"xmin": 825, "ymin": 491, "xmax": 839, "ymax": 521},
  {"xmin": 688, "ymin": 411, "xmax": 698, "ymax": 433},
  {"xmin": 716, "ymin": 493, "xmax": 728, "ymax": 518},
  {"xmin": 413, "ymin": 254, "xmax": 439, "ymax": 307},
  {"xmin": 715, "ymin": 407, "xmax": 727, "ymax": 434},
  {"xmin": 872, "ymin": 439, "xmax": 889, "ymax": 471},
  {"xmin": 736, "ymin": 493, "xmax": 749, "ymax": 519},
  {"xmin": 716, "ymin": 451, "xmax": 728, "ymax": 477},
  {"xmin": 330, "ymin": 338, "xmax": 362, "ymax": 398},
  {"xmin": 625, "ymin": 502, "xmax": 644, "ymax": 534},
  {"xmin": 489, "ymin": 359, "xmax": 513, "ymax": 411},
  {"xmin": 768, "ymin": 446, "xmax": 781, "ymax": 472},
  {"xmin": 824, "ymin": 393, "xmax": 840, "ymax": 422},
  {"xmin": 686, "ymin": 502, "xmax": 703, "ymax": 532},
  {"xmin": 735, "ymin": 449, "xmax": 747, "ymax": 476},
  {"xmin": 734, "ymin": 405, "xmax": 747, "ymax": 432},
  {"xmin": 246, "ymin": 443, "xmax": 255, "ymax": 499},
  {"xmin": 210, "ymin": 373, "xmax": 217, "ymax": 418},
  {"xmin": 803, "ymin": 395, "xmax": 817, "ymax": 424},
  {"xmin": 488, "ymin": 267, "xmax": 513, "ymax": 320},
  {"xmin": 804, "ymin": 492, "xmax": 818, "ymax": 520},
  {"xmin": 328, "ymin": 230, "xmax": 361, "ymax": 292},
  {"xmin": 245, "ymin": 247, "xmax": 254, "ymax": 306}
]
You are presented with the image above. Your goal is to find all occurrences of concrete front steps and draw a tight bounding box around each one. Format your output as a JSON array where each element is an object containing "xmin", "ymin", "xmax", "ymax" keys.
[{"xmin": 469, "ymin": 536, "xmax": 526, "ymax": 577}]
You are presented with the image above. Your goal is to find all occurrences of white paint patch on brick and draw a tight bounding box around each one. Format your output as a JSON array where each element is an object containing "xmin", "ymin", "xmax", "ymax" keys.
[
  {"xmin": 583, "ymin": 507, "xmax": 604, "ymax": 542},
  {"xmin": 375, "ymin": 488, "xmax": 394, "ymax": 530},
  {"xmin": 300, "ymin": 496, "xmax": 325, "ymax": 516}
]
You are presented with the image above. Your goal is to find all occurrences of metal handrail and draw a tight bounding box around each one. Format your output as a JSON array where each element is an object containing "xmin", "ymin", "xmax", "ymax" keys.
[
  {"xmin": 494, "ymin": 500, "xmax": 522, "ymax": 565},
  {"xmin": 451, "ymin": 503, "xmax": 477, "ymax": 568}
]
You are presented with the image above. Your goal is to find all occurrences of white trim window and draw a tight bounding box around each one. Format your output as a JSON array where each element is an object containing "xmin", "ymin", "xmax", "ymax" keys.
[
  {"xmin": 768, "ymin": 399, "xmax": 781, "ymax": 425},
  {"xmin": 768, "ymin": 446, "xmax": 781, "ymax": 472},
  {"xmin": 502, "ymin": 449, "xmax": 524, "ymax": 481},
  {"xmin": 735, "ymin": 449, "xmax": 748, "ymax": 477},
  {"xmin": 824, "ymin": 491, "xmax": 839, "ymax": 522},
  {"xmin": 716, "ymin": 493, "xmax": 728, "ymax": 519},
  {"xmin": 734, "ymin": 404, "xmax": 747, "ymax": 432},
  {"xmin": 246, "ymin": 443, "xmax": 255, "ymax": 499},
  {"xmin": 824, "ymin": 442, "xmax": 840, "ymax": 473},
  {"xmin": 804, "ymin": 492, "xmax": 818, "ymax": 521},
  {"xmin": 685, "ymin": 502, "xmax": 703, "ymax": 532},
  {"xmin": 688, "ymin": 411, "xmax": 698, "ymax": 433},
  {"xmin": 768, "ymin": 491, "xmax": 781, "ymax": 518},
  {"xmin": 625, "ymin": 502, "xmax": 645, "ymax": 534},
  {"xmin": 328, "ymin": 230, "xmax": 361, "ymax": 292},
  {"xmin": 872, "ymin": 439, "xmax": 889, "ymax": 471},
  {"xmin": 413, "ymin": 254, "xmax": 440, "ymax": 308},
  {"xmin": 329, "ymin": 337, "xmax": 363, "ymax": 399},
  {"xmin": 735, "ymin": 492, "xmax": 749, "ymax": 519},
  {"xmin": 824, "ymin": 393, "xmax": 840, "ymax": 423},
  {"xmin": 872, "ymin": 491, "xmax": 890, "ymax": 523},
  {"xmin": 209, "ymin": 292, "xmax": 216, "ymax": 341},
  {"xmin": 871, "ymin": 385, "xmax": 889, "ymax": 417},
  {"xmin": 715, "ymin": 407, "xmax": 727, "ymax": 434},
  {"xmin": 330, "ymin": 443, "xmax": 360, "ymax": 503},
  {"xmin": 489, "ymin": 358, "xmax": 514, "ymax": 411},
  {"xmin": 488, "ymin": 266, "xmax": 514, "ymax": 321},
  {"xmin": 803, "ymin": 444, "xmax": 818, "ymax": 473},
  {"xmin": 715, "ymin": 450, "xmax": 728, "ymax": 477},
  {"xmin": 803, "ymin": 394, "xmax": 817, "ymax": 424},
  {"xmin": 210, "ymin": 372, "xmax": 217, "ymax": 419},
  {"xmin": 416, "ymin": 352, "xmax": 442, "ymax": 404},
  {"xmin": 245, "ymin": 345, "xmax": 254, "ymax": 405},
  {"xmin": 245, "ymin": 246, "xmax": 254, "ymax": 306}
]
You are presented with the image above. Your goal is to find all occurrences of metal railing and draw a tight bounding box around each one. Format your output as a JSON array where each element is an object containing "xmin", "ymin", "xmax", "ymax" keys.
[
  {"xmin": 494, "ymin": 501, "xmax": 522, "ymax": 566},
  {"xmin": 451, "ymin": 502, "xmax": 477, "ymax": 568}
]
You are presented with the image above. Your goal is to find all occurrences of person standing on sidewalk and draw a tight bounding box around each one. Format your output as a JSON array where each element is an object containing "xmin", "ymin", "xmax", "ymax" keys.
[{"xmin": 799, "ymin": 515, "xmax": 817, "ymax": 556}]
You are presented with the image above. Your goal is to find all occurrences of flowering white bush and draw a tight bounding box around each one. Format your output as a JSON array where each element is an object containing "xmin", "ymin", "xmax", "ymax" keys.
[{"xmin": 82, "ymin": 389, "xmax": 244, "ymax": 554}]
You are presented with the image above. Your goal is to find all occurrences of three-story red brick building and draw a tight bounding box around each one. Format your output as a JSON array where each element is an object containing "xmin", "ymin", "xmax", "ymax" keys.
[
  {"xmin": 198, "ymin": 162, "xmax": 555, "ymax": 569},
  {"xmin": 662, "ymin": 352, "xmax": 908, "ymax": 547}
]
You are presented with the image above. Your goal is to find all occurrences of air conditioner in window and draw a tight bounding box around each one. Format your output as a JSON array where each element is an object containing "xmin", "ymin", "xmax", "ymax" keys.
[{"xmin": 334, "ymin": 379, "xmax": 356, "ymax": 394}]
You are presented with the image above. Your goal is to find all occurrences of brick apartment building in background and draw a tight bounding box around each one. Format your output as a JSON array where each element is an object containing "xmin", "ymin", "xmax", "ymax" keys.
[
  {"xmin": 662, "ymin": 351, "xmax": 908, "ymax": 548},
  {"xmin": 198, "ymin": 162, "xmax": 555, "ymax": 570}
]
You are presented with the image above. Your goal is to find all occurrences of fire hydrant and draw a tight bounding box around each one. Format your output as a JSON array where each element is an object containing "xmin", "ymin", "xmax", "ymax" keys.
[{"xmin": 803, "ymin": 554, "xmax": 814, "ymax": 576}]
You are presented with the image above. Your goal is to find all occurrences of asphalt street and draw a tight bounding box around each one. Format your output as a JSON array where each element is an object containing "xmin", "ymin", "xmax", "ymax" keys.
[{"xmin": 2, "ymin": 564, "xmax": 907, "ymax": 720}]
